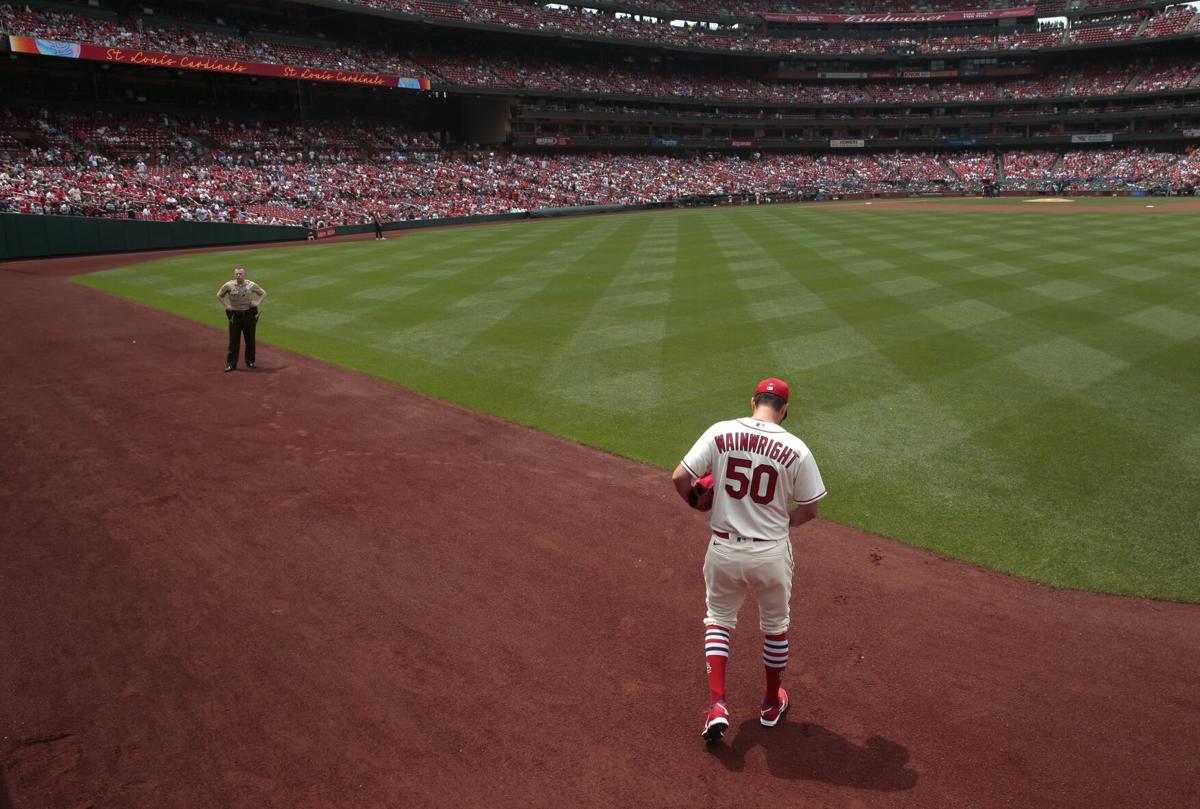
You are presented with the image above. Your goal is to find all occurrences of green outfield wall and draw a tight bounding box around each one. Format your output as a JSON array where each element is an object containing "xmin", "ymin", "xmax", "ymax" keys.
[
  {"xmin": 333, "ymin": 204, "xmax": 651, "ymax": 237},
  {"xmin": 0, "ymin": 214, "xmax": 307, "ymax": 260}
]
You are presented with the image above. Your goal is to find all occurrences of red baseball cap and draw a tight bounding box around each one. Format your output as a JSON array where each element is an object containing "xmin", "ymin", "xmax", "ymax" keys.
[{"xmin": 754, "ymin": 377, "xmax": 789, "ymax": 403}]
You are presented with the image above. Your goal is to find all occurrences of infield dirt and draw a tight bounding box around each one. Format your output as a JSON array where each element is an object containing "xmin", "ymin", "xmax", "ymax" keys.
[{"xmin": 2, "ymin": 243, "xmax": 1199, "ymax": 809}]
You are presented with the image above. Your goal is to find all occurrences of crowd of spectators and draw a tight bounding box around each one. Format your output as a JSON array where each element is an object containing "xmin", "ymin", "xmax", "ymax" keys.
[
  {"xmin": 3, "ymin": 109, "xmax": 1196, "ymax": 225},
  {"xmin": 445, "ymin": 57, "xmax": 1198, "ymax": 104},
  {"xmin": 3, "ymin": 1, "xmax": 1196, "ymax": 67},
  {"xmin": 339, "ymin": 0, "xmax": 1185, "ymax": 27},
  {"xmin": 944, "ymin": 151, "xmax": 999, "ymax": 182},
  {"xmin": 3, "ymin": 3, "xmax": 1198, "ymax": 225},
  {"xmin": 1130, "ymin": 62, "xmax": 1200, "ymax": 94},
  {"xmin": 637, "ymin": 0, "xmax": 1146, "ymax": 13},
  {"xmin": 1141, "ymin": 6, "xmax": 1198, "ymax": 38},
  {"xmin": 0, "ymin": 3, "xmax": 422, "ymax": 74},
  {"xmin": 405, "ymin": 54, "xmax": 1196, "ymax": 104},
  {"xmin": 319, "ymin": 0, "xmax": 1199, "ymax": 57},
  {"xmin": 1067, "ymin": 21, "xmax": 1141, "ymax": 45},
  {"xmin": 1000, "ymin": 149, "xmax": 1059, "ymax": 181},
  {"xmin": 4, "ymin": 3, "xmax": 1197, "ymax": 107},
  {"xmin": 304, "ymin": 4, "xmax": 1189, "ymax": 57},
  {"xmin": 394, "ymin": 0, "xmax": 1189, "ymax": 17},
  {"xmin": 516, "ymin": 94, "xmax": 1184, "ymax": 127},
  {"xmin": 1072, "ymin": 64, "xmax": 1140, "ymax": 96},
  {"xmin": 1042, "ymin": 146, "xmax": 1192, "ymax": 190},
  {"xmin": 1156, "ymin": 146, "xmax": 1200, "ymax": 185}
]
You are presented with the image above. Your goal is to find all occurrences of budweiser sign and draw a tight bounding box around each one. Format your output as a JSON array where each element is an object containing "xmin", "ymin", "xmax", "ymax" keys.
[{"xmin": 762, "ymin": 7, "xmax": 1035, "ymax": 23}]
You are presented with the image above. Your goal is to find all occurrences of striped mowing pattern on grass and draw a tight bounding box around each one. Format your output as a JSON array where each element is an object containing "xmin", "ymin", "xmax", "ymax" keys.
[{"xmin": 78, "ymin": 201, "xmax": 1200, "ymax": 602}]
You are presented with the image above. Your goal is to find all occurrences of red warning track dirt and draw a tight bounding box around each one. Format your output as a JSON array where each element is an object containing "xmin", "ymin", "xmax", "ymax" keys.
[{"xmin": 2, "ymin": 248, "xmax": 1199, "ymax": 809}]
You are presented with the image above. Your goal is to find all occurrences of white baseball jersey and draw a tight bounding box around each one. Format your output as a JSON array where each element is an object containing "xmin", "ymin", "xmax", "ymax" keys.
[{"xmin": 681, "ymin": 417, "xmax": 825, "ymax": 542}]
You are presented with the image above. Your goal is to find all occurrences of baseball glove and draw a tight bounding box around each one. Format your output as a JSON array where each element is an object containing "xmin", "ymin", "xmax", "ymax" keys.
[{"xmin": 687, "ymin": 473, "xmax": 714, "ymax": 512}]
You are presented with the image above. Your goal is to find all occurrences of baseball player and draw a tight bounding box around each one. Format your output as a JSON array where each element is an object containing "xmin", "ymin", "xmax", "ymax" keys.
[
  {"xmin": 216, "ymin": 265, "xmax": 267, "ymax": 372},
  {"xmin": 672, "ymin": 378, "xmax": 826, "ymax": 743}
]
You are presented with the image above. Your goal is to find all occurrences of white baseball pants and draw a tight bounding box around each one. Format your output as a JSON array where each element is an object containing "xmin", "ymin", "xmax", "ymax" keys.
[{"xmin": 702, "ymin": 534, "xmax": 794, "ymax": 634}]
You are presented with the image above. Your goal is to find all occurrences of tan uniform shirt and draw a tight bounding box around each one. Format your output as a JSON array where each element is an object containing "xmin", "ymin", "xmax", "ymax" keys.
[{"xmin": 218, "ymin": 279, "xmax": 265, "ymax": 311}]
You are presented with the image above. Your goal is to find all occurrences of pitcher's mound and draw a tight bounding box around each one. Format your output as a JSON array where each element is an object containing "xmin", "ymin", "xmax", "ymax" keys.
[{"xmin": 1024, "ymin": 197, "xmax": 1074, "ymax": 203}]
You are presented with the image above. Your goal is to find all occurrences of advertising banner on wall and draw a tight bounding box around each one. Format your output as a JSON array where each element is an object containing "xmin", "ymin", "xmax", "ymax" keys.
[
  {"xmin": 830, "ymin": 139, "xmax": 866, "ymax": 148},
  {"xmin": 7, "ymin": 35, "xmax": 431, "ymax": 90},
  {"xmin": 1070, "ymin": 133, "xmax": 1115, "ymax": 144},
  {"xmin": 762, "ymin": 7, "xmax": 1035, "ymax": 23}
]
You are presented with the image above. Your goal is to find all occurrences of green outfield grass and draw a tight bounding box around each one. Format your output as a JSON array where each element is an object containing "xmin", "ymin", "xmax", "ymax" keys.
[{"xmin": 77, "ymin": 200, "xmax": 1200, "ymax": 602}]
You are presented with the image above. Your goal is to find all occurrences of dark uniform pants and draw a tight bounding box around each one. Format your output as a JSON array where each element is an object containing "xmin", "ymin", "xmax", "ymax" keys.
[{"xmin": 227, "ymin": 307, "xmax": 258, "ymax": 367}]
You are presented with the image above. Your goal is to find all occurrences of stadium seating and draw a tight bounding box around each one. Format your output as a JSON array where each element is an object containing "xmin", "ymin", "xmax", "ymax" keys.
[
  {"xmin": 1001, "ymin": 71, "xmax": 1071, "ymax": 100},
  {"xmin": 2, "ymin": 0, "xmax": 1193, "ymax": 64},
  {"xmin": 1072, "ymin": 64, "xmax": 1139, "ymax": 96},
  {"xmin": 4, "ymin": 113, "xmax": 1197, "ymax": 225},
  {"xmin": 1129, "ymin": 62, "xmax": 1200, "ymax": 93},
  {"xmin": 1142, "ymin": 7, "xmax": 1197, "ymax": 38},
  {"xmin": 996, "ymin": 30, "xmax": 1064, "ymax": 50},
  {"xmin": 3, "ymin": 0, "xmax": 1199, "ymax": 227},
  {"xmin": 1068, "ymin": 22, "xmax": 1142, "ymax": 46},
  {"xmin": 1001, "ymin": 150, "xmax": 1059, "ymax": 181},
  {"xmin": 1158, "ymin": 147, "xmax": 1200, "ymax": 185},
  {"xmin": 943, "ymin": 151, "xmax": 998, "ymax": 182}
]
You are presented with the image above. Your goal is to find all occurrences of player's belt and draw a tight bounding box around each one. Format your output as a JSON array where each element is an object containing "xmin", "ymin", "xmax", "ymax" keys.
[{"xmin": 713, "ymin": 530, "xmax": 774, "ymax": 543}]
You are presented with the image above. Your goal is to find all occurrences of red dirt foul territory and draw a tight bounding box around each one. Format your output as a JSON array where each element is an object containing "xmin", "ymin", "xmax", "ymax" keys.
[{"xmin": 2, "ymin": 248, "xmax": 1199, "ymax": 809}]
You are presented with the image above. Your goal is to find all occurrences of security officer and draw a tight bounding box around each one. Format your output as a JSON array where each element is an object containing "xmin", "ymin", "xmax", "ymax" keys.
[{"xmin": 216, "ymin": 265, "xmax": 267, "ymax": 372}]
